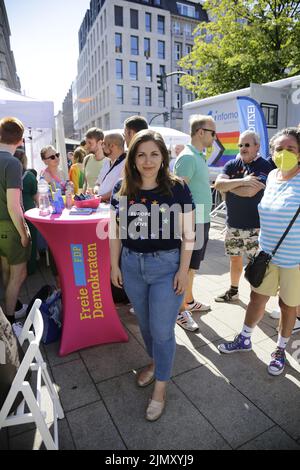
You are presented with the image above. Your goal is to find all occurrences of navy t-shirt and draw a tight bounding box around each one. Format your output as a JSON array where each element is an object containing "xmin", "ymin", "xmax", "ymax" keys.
[
  {"xmin": 224, "ymin": 156, "xmax": 272, "ymax": 229},
  {"xmin": 110, "ymin": 179, "xmax": 195, "ymax": 253}
]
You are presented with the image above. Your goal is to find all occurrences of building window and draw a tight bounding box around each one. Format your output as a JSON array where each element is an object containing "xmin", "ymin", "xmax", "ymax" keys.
[
  {"xmin": 116, "ymin": 85, "xmax": 124, "ymax": 105},
  {"xmin": 159, "ymin": 64, "xmax": 166, "ymax": 77},
  {"xmin": 131, "ymin": 36, "xmax": 139, "ymax": 55},
  {"xmin": 115, "ymin": 33, "xmax": 122, "ymax": 53},
  {"xmin": 144, "ymin": 38, "xmax": 151, "ymax": 58},
  {"xmin": 184, "ymin": 23, "xmax": 193, "ymax": 38},
  {"xmin": 174, "ymin": 91, "xmax": 182, "ymax": 109},
  {"xmin": 186, "ymin": 44, "xmax": 192, "ymax": 55},
  {"xmin": 186, "ymin": 92, "xmax": 193, "ymax": 102},
  {"xmin": 261, "ymin": 103, "xmax": 278, "ymax": 128},
  {"xmin": 116, "ymin": 59, "xmax": 123, "ymax": 79},
  {"xmin": 104, "ymin": 113, "xmax": 110, "ymax": 130},
  {"xmin": 158, "ymin": 15, "xmax": 165, "ymax": 34},
  {"xmin": 131, "ymin": 86, "xmax": 140, "ymax": 106},
  {"xmin": 158, "ymin": 41, "xmax": 165, "ymax": 59},
  {"xmin": 130, "ymin": 9, "xmax": 139, "ymax": 29},
  {"xmin": 175, "ymin": 42, "xmax": 182, "ymax": 61},
  {"xmin": 158, "ymin": 90, "xmax": 166, "ymax": 108},
  {"xmin": 173, "ymin": 21, "xmax": 181, "ymax": 35},
  {"xmin": 177, "ymin": 2, "xmax": 197, "ymax": 18},
  {"xmin": 146, "ymin": 63, "xmax": 152, "ymax": 82},
  {"xmin": 115, "ymin": 6, "xmax": 123, "ymax": 26},
  {"xmin": 130, "ymin": 61, "xmax": 138, "ymax": 80},
  {"xmin": 145, "ymin": 12, "xmax": 152, "ymax": 32},
  {"xmin": 145, "ymin": 88, "xmax": 152, "ymax": 106}
]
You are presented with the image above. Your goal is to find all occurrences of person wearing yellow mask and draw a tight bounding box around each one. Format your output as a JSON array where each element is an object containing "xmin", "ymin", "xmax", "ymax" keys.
[
  {"xmin": 219, "ymin": 127, "xmax": 300, "ymax": 377},
  {"xmin": 214, "ymin": 130, "xmax": 272, "ymax": 304}
]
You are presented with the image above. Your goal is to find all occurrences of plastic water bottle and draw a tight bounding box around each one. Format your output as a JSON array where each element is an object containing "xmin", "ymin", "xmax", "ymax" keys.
[
  {"xmin": 53, "ymin": 188, "xmax": 64, "ymax": 214},
  {"xmin": 38, "ymin": 177, "xmax": 51, "ymax": 216},
  {"xmin": 65, "ymin": 180, "xmax": 74, "ymax": 210}
]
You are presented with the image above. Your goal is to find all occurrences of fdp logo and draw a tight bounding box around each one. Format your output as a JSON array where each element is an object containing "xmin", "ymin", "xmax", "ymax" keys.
[{"xmin": 291, "ymin": 81, "xmax": 300, "ymax": 105}]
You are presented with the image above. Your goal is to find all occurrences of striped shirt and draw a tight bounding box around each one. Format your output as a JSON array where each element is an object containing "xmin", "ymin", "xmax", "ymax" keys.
[{"xmin": 258, "ymin": 169, "xmax": 300, "ymax": 268}]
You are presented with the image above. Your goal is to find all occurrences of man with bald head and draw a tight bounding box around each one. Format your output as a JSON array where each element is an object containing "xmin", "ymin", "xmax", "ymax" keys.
[{"xmin": 94, "ymin": 133, "xmax": 126, "ymax": 201}]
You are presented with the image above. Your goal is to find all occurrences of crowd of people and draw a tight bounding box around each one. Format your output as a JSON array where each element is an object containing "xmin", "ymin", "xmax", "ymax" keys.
[{"xmin": 0, "ymin": 113, "xmax": 300, "ymax": 422}]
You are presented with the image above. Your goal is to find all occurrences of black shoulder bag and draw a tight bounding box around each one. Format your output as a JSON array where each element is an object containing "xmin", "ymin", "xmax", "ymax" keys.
[{"xmin": 245, "ymin": 205, "xmax": 300, "ymax": 288}]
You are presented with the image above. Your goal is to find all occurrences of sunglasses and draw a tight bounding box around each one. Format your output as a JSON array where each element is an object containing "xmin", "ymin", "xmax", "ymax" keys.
[
  {"xmin": 238, "ymin": 143, "xmax": 251, "ymax": 148},
  {"xmin": 44, "ymin": 153, "xmax": 60, "ymax": 160},
  {"xmin": 200, "ymin": 128, "xmax": 216, "ymax": 138}
]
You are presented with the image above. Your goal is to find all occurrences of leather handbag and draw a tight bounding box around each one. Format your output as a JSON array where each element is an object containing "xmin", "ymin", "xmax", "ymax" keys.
[{"xmin": 245, "ymin": 205, "xmax": 300, "ymax": 288}]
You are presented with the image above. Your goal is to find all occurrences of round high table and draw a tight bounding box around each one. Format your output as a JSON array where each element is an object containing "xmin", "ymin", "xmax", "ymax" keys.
[{"xmin": 25, "ymin": 206, "xmax": 128, "ymax": 356}]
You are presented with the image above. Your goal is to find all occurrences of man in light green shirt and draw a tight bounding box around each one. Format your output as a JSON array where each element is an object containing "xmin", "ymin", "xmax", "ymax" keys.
[
  {"xmin": 83, "ymin": 127, "xmax": 107, "ymax": 193},
  {"xmin": 174, "ymin": 115, "xmax": 216, "ymax": 331}
]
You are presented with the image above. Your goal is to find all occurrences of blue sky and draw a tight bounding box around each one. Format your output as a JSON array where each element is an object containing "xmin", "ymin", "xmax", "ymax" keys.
[{"xmin": 5, "ymin": 0, "xmax": 90, "ymax": 112}]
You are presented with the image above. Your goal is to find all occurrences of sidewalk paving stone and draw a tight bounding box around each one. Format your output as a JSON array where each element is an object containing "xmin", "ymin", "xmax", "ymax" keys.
[
  {"xmin": 237, "ymin": 426, "xmax": 300, "ymax": 450},
  {"xmin": 195, "ymin": 342, "xmax": 300, "ymax": 441},
  {"xmin": 97, "ymin": 374, "xmax": 230, "ymax": 450},
  {"xmin": 174, "ymin": 364, "xmax": 274, "ymax": 449},
  {"xmin": 66, "ymin": 401, "xmax": 126, "ymax": 450},
  {"xmin": 51, "ymin": 359, "xmax": 101, "ymax": 412},
  {"xmin": 80, "ymin": 330, "xmax": 150, "ymax": 384}
]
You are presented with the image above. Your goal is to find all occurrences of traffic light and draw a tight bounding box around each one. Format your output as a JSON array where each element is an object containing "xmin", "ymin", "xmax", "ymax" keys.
[
  {"xmin": 157, "ymin": 74, "xmax": 165, "ymax": 91},
  {"xmin": 163, "ymin": 112, "xmax": 170, "ymax": 122}
]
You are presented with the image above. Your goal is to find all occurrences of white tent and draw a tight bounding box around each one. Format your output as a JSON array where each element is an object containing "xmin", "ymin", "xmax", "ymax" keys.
[
  {"xmin": 149, "ymin": 127, "xmax": 190, "ymax": 147},
  {"xmin": 104, "ymin": 126, "xmax": 190, "ymax": 148},
  {"xmin": 0, "ymin": 86, "xmax": 54, "ymax": 173}
]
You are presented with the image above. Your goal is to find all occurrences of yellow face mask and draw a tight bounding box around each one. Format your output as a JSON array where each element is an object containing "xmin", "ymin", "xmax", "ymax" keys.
[{"xmin": 273, "ymin": 149, "xmax": 299, "ymax": 172}]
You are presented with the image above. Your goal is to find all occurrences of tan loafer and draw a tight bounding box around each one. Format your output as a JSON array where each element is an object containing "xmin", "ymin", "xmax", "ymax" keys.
[
  {"xmin": 136, "ymin": 367, "xmax": 155, "ymax": 387},
  {"xmin": 146, "ymin": 396, "xmax": 166, "ymax": 422}
]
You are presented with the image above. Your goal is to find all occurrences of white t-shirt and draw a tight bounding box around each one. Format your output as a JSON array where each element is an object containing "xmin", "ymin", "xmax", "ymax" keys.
[{"xmin": 96, "ymin": 154, "xmax": 126, "ymax": 196}]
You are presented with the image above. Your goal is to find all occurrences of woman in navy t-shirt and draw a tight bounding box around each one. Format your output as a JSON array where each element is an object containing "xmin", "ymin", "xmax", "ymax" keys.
[{"xmin": 110, "ymin": 130, "xmax": 195, "ymax": 422}]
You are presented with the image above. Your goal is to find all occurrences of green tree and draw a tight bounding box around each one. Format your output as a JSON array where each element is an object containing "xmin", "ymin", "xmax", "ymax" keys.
[{"xmin": 179, "ymin": 0, "xmax": 300, "ymax": 99}]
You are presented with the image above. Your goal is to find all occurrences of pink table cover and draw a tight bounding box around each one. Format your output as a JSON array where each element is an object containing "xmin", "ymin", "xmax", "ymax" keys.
[{"xmin": 25, "ymin": 207, "xmax": 128, "ymax": 356}]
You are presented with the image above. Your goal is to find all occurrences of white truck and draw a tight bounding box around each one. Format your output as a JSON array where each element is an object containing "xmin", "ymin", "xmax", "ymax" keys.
[{"xmin": 183, "ymin": 75, "xmax": 300, "ymax": 182}]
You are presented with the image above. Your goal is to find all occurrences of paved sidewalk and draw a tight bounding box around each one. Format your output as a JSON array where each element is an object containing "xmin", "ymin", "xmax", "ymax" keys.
[{"xmin": 1, "ymin": 224, "xmax": 300, "ymax": 450}]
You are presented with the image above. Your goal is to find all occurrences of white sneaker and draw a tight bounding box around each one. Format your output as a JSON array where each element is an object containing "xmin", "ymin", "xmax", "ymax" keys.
[
  {"xmin": 269, "ymin": 308, "xmax": 280, "ymax": 320},
  {"xmin": 176, "ymin": 311, "xmax": 199, "ymax": 332},
  {"xmin": 12, "ymin": 322, "xmax": 24, "ymax": 338},
  {"xmin": 14, "ymin": 303, "xmax": 28, "ymax": 320}
]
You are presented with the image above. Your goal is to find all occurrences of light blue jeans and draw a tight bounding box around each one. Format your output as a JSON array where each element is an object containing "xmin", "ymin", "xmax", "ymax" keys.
[{"xmin": 121, "ymin": 246, "xmax": 183, "ymax": 381}]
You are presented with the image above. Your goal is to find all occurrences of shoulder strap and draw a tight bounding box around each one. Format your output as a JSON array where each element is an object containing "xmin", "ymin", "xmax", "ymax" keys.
[
  {"xmin": 272, "ymin": 205, "xmax": 300, "ymax": 256},
  {"xmin": 83, "ymin": 154, "xmax": 92, "ymax": 172},
  {"xmin": 22, "ymin": 170, "xmax": 30, "ymax": 181}
]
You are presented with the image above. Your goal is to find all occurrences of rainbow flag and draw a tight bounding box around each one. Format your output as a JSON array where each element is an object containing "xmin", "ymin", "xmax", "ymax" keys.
[{"xmin": 210, "ymin": 131, "xmax": 240, "ymax": 167}]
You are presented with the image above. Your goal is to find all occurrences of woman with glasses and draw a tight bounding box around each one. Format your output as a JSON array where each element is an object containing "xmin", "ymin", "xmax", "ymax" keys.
[
  {"xmin": 40, "ymin": 145, "xmax": 65, "ymax": 192},
  {"xmin": 218, "ymin": 127, "xmax": 300, "ymax": 376},
  {"xmin": 110, "ymin": 130, "xmax": 195, "ymax": 421}
]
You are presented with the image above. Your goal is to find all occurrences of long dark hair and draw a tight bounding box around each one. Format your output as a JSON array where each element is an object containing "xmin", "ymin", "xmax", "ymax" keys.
[{"xmin": 119, "ymin": 130, "xmax": 180, "ymax": 198}]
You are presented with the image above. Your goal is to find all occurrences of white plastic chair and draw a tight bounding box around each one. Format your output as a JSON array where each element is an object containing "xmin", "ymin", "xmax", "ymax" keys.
[{"xmin": 0, "ymin": 299, "xmax": 64, "ymax": 450}]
